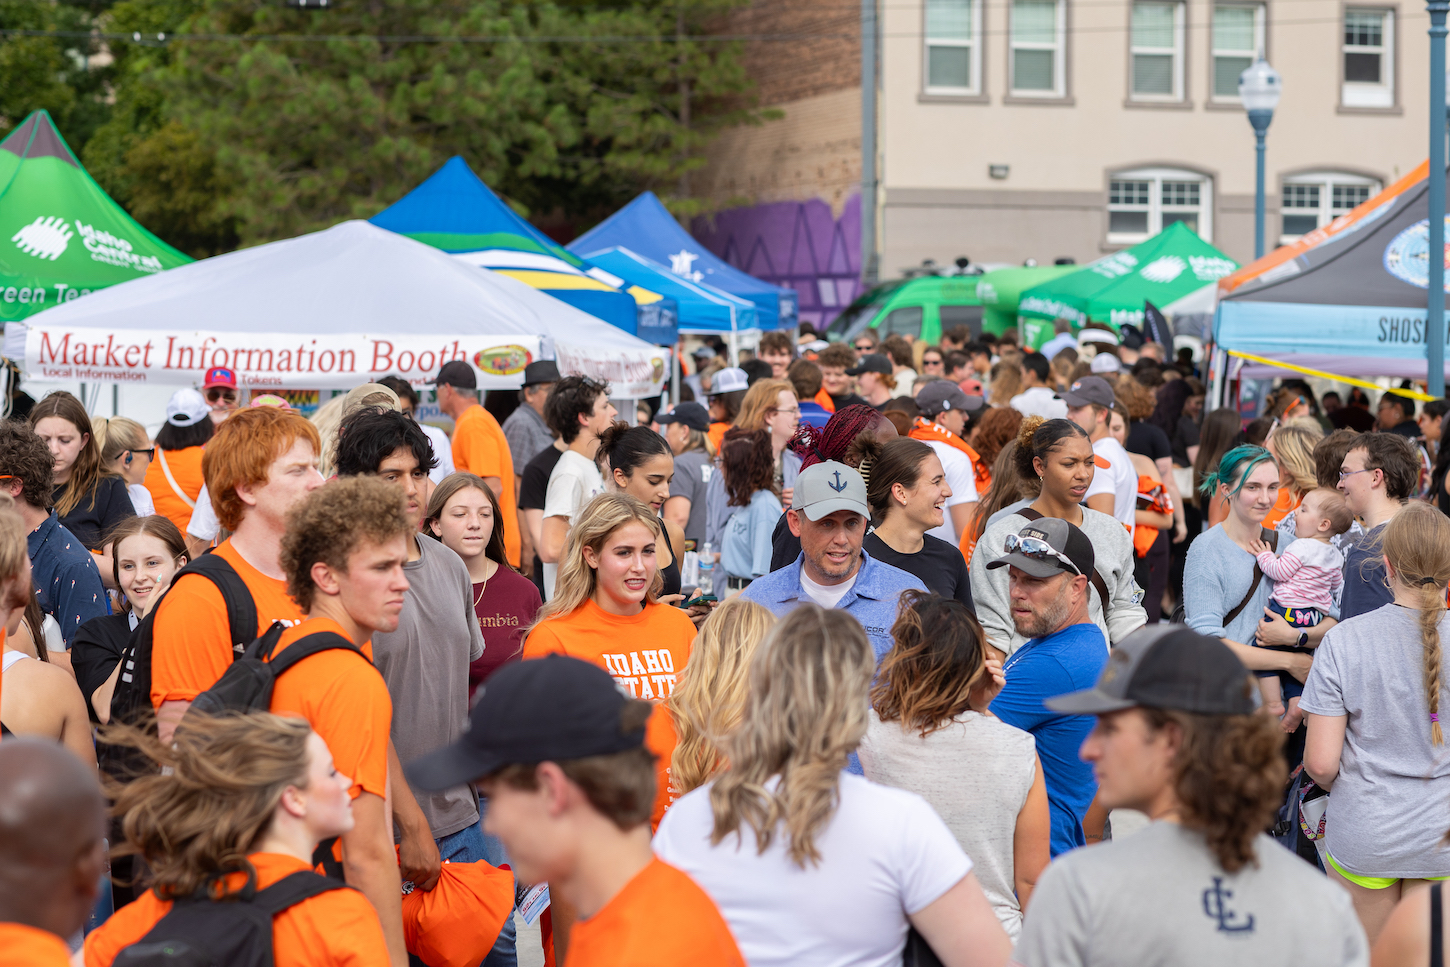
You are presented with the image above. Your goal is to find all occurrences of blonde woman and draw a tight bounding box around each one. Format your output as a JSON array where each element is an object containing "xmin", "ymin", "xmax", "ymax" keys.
[
  {"xmin": 1303, "ymin": 502, "xmax": 1450, "ymax": 943},
  {"xmin": 94, "ymin": 416, "xmax": 155, "ymax": 517},
  {"xmin": 1263, "ymin": 420, "xmax": 1323, "ymax": 537},
  {"xmin": 522, "ymin": 491, "xmax": 697, "ymax": 828},
  {"xmin": 666, "ymin": 598, "xmax": 776, "ymax": 796},
  {"xmin": 654, "ymin": 604, "xmax": 1013, "ymax": 967}
]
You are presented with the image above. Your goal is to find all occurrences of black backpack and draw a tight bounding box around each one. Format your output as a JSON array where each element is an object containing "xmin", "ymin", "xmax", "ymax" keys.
[
  {"xmin": 108, "ymin": 554, "xmax": 259, "ymax": 729},
  {"xmin": 185, "ymin": 623, "xmax": 359, "ymax": 722},
  {"xmin": 112, "ymin": 870, "xmax": 349, "ymax": 967}
]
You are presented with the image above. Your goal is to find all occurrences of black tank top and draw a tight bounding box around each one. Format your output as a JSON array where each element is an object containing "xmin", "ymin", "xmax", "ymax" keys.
[{"xmin": 660, "ymin": 551, "xmax": 681, "ymax": 596}]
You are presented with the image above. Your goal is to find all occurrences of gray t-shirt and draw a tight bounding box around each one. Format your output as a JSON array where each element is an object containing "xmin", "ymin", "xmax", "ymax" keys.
[
  {"xmin": 668, "ymin": 449, "xmax": 712, "ymax": 546},
  {"xmin": 370, "ymin": 537, "xmax": 485, "ymax": 841},
  {"xmin": 858, "ymin": 710, "xmax": 1036, "ymax": 938},
  {"xmin": 1299, "ymin": 603, "xmax": 1450, "ymax": 877},
  {"xmin": 1014, "ymin": 822, "xmax": 1368, "ymax": 967}
]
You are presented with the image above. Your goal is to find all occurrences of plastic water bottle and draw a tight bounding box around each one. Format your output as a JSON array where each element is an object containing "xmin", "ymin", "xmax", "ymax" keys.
[{"xmin": 698, "ymin": 541, "xmax": 715, "ymax": 596}]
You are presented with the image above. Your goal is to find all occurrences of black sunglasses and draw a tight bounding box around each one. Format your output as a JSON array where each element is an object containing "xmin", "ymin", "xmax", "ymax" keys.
[{"xmin": 123, "ymin": 448, "xmax": 155, "ymax": 466}]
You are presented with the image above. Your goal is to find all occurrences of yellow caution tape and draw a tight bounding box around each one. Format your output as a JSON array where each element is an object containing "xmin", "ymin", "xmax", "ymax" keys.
[{"xmin": 1225, "ymin": 349, "xmax": 1438, "ymax": 401}]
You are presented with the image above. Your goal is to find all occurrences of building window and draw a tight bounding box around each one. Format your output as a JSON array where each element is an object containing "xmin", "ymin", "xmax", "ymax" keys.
[
  {"xmin": 1211, "ymin": 4, "xmax": 1264, "ymax": 101},
  {"xmin": 925, "ymin": 0, "xmax": 981, "ymax": 93},
  {"xmin": 1107, "ymin": 167, "xmax": 1213, "ymax": 243},
  {"xmin": 1130, "ymin": 2, "xmax": 1184, "ymax": 100},
  {"xmin": 1342, "ymin": 9, "xmax": 1394, "ymax": 108},
  {"xmin": 1011, "ymin": 0, "xmax": 1065, "ymax": 96},
  {"xmin": 1280, "ymin": 172, "xmax": 1382, "ymax": 242}
]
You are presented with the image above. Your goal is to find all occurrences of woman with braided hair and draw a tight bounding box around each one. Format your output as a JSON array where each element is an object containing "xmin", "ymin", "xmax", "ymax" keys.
[
  {"xmin": 767, "ymin": 405, "xmax": 899, "ymax": 571},
  {"xmin": 1303, "ymin": 501, "xmax": 1450, "ymax": 943}
]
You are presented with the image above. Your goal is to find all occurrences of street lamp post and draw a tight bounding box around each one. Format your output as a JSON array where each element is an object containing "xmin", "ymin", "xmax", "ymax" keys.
[
  {"xmin": 1428, "ymin": 0, "xmax": 1449, "ymax": 399},
  {"xmin": 1238, "ymin": 59, "xmax": 1283, "ymax": 261}
]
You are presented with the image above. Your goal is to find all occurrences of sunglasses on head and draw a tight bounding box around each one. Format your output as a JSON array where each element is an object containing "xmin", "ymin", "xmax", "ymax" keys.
[{"xmin": 1004, "ymin": 532, "xmax": 1080, "ymax": 575}]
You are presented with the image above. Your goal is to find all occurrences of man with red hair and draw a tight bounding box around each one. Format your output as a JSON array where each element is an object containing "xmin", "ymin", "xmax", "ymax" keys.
[{"xmin": 149, "ymin": 406, "xmax": 325, "ymax": 741}]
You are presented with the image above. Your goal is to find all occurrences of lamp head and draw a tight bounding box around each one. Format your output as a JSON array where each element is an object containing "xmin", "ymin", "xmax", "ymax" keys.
[{"xmin": 1238, "ymin": 58, "xmax": 1282, "ymax": 113}]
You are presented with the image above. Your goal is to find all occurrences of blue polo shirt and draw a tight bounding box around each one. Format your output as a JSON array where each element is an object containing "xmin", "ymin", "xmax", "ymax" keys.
[
  {"xmin": 991, "ymin": 621, "xmax": 1108, "ymax": 858},
  {"xmin": 740, "ymin": 548, "xmax": 926, "ymax": 661},
  {"xmin": 28, "ymin": 513, "xmax": 108, "ymax": 647}
]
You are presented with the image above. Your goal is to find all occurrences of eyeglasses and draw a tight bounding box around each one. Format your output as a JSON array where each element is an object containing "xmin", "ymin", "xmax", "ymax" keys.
[
  {"xmin": 768, "ymin": 407, "xmax": 801, "ymax": 417},
  {"xmin": 853, "ymin": 342, "xmax": 875, "ymax": 351},
  {"xmin": 123, "ymin": 448, "xmax": 155, "ymax": 467},
  {"xmin": 206, "ymin": 388, "xmax": 238, "ymax": 403},
  {"xmin": 1338, "ymin": 467, "xmax": 1375, "ymax": 480},
  {"xmin": 1004, "ymin": 533, "xmax": 1080, "ymax": 575},
  {"xmin": 923, "ymin": 358, "xmax": 943, "ymax": 367}
]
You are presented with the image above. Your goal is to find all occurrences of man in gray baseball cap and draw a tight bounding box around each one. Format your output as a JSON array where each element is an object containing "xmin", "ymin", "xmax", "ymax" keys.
[
  {"xmin": 741, "ymin": 461, "xmax": 925, "ymax": 661},
  {"xmin": 1012, "ymin": 624, "xmax": 1369, "ymax": 967}
]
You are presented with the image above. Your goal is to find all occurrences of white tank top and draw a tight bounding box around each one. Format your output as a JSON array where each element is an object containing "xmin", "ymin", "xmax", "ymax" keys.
[{"xmin": 1, "ymin": 650, "xmax": 27, "ymax": 672}]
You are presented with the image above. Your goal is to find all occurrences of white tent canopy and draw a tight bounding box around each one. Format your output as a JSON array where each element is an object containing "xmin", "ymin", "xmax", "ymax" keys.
[{"xmin": 4, "ymin": 220, "xmax": 668, "ymax": 395}]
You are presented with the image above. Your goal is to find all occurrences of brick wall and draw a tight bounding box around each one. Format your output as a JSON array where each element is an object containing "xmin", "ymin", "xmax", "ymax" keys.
[{"xmin": 722, "ymin": 0, "xmax": 861, "ymax": 106}]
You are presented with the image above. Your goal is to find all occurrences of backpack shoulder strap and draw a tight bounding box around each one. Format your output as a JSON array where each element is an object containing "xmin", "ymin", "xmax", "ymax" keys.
[
  {"xmin": 248, "ymin": 871, "xmax": 350, "ymax": 917},
  {"xmin": 156, "ymin": 448, "xmax": 196, "ymax": 509},
  {"xmin": 265, "ymin": 632, "xmax": 361, "ymax": 677},
  {"xmin": 1018, "ymin": 507, "xmax": 1044, "ymax": 521},
  {"xmin": 176, "ymin": 554, "xmax": 260, "ymax": 656}
]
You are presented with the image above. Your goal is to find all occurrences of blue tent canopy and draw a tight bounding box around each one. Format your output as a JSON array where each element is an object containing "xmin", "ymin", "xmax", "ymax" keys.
[
  {"xmin": 568, "ymin": 192, "xmax": 797, "ymax": 331},
  {"xmin": 583, "ymin": 247, "xmax": 759, "ymax": 333},
  {"xmin": 370, "ymin": 157, "xmax": 675, "ymax": 345}
]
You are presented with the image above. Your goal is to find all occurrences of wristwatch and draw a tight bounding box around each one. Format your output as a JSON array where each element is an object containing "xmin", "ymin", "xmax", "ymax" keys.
[{"xmin": 1296, "ymin": 631, "xmax": 1310, "ymax": 648}]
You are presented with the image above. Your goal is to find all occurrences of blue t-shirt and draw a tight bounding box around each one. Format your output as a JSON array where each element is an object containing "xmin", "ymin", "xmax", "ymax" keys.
[
  {"xmin": 1339, "ymin": 522, "xmax": 1393, "ymax": 622},
  {"xmin": 27, "ymin": 513, "xmax": 108, "ymax": 647},
  {"xmin": 991, "ymin": 621, "xmax": 1108, "ymax": 858}
]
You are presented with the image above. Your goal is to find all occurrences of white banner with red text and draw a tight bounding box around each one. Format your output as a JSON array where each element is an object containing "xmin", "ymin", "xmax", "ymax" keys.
[{"xmin": 7, "ymin": 324, "xmax": 669, "ymax": 397}]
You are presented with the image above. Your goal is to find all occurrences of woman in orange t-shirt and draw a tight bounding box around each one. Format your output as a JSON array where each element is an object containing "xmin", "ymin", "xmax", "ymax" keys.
[
  {"xmin": 523, "ymin": 491, "xmax": 697, "ymax": 826},
  {"xmin": 1261, "ymin": 421, "xmax": 1320, "ymax": 533},
  {"xmin": 85, "ymin": 713, "xmax": 388, "ymax": 967},
  {"xmin": 143, "ymin": 389, "xmax": 215, "ymax": 538}
]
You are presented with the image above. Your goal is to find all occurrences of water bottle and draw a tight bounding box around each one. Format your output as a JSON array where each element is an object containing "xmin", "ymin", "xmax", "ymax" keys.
[
  {"xmin": 698, "ymin": 541, "xmax": 715, "ymax": 596},
  {"xmin": 682, "ymin": 544, "xmax": 700, "ymax": 587}
]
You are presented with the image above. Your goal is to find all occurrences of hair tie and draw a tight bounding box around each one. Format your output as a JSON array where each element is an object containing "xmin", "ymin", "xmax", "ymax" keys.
[
  {"xmin": 1421, "ymin": 577, "xmax": 1440, "ymax": 587},
  {"xmin": 1433, "ymin": 713, "xmax": 1441, "ymax": 724}
]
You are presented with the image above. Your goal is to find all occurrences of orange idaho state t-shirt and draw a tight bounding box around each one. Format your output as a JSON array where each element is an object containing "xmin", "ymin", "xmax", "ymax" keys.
[
  {"xmin": 566, "ymin": 858, "xmax": 745, "ymax": 967},
  {"xmin": 267, "ymin": 617, "xmax": 392, "ymax": 802},
  {"xmin": 83, "ymin": 852, "xmax": 389, "ymax": 967},
  {"xmin": 0, "ymin": 922, "xmax": 71, "ymax": 966},
  {"xmin": 523, "ymin": 599, "xmax": 696, "ymax": 827},
  {"xmin": 451, "ymin": 405, "xmax": 520, "ymax": 568},
  {"xmin": 150, "ymin": 540, "xmax": 307, "ymax": 708},
  {"xmin": 142, "ymin": 446, "xmax": 206, "ymax": 538}
]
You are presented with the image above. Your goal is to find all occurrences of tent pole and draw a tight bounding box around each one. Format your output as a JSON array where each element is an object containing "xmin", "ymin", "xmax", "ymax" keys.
[
  {"xmin": 729, "ymin": 328, "xmax": 739, "ymax": 367},
  {"xmin": 1429, "ymin": 0, "xmax": 1449, "ymax": 398},
  {"xmin": 671, "ymin": 344, "xmax": 681, "ymax": 407}
]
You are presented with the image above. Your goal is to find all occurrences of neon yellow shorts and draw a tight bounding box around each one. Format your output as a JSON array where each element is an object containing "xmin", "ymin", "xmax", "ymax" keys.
[{"xmin": 1327, "ymin": 853, "xmax": 1450, "ymax": 890}]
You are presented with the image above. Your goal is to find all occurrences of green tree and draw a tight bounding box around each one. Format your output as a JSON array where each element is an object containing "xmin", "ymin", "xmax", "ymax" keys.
[{"xmin": 0, "ymin": 0, "xmax": 116, "ymax": 149}]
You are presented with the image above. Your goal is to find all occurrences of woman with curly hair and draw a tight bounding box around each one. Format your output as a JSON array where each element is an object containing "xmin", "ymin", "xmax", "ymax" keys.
[
  {"xmin": 1013, "ymin": 626, "xmax": 1367, "ymax": 966},
  {"xmin": 654, "ymin": 604, "xmax": 1012, "ymax": 967}
]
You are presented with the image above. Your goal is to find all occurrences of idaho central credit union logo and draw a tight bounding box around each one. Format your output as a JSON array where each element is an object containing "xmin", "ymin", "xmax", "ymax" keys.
[
  {"xmin": 1384, "ymin": 216, "xmax": 1450, "ymax": 291},
  {"xmin": 473, "ymin": 345, "xmax": 532, "ymax": 376},
  {"xmin": 12, "ymin": 216, "xmax": 73, "ymax": 261}
]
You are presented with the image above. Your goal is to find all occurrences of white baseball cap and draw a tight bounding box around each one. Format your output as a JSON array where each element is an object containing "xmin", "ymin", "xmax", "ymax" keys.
[
  {"xmin": 709, "ymin": 367, "xmax": 750, "ymax": 395},
  {"xmin": 166, "ymin": 388, "xmax": 211, "ymax": 427}
]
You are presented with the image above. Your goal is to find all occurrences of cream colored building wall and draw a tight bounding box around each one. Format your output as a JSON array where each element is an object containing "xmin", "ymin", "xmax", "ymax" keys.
[
  {"xmin": 691, "ymin": 87, "xmax": 863, "ymax": 214},
  {"xmin": 881, "ymin": 0, "xmax": 1427, "ymax": 269}
]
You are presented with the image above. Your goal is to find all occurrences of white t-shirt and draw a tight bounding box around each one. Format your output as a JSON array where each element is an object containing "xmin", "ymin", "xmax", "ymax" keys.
[
  {"xmin": 799, "ymin": 568, "xmax": 858, "ymax": 609},
  {"xmin": 1085, "ymin": 436, "xmax": 1137, "ymax": 532},
  {"xmin": 418, "ymin": 423, "xmax": 455, "ymax": 484},
  {"xmin": 920, "ymin": 440, "xmax": 978, "ymax": 544},
  {"xmin": 127, "ymin": 483, "xmax": 155, "ymax": 518},
  {"xmin": 654, "ymin": 773, "xmax": 972, "ymax": 967},
  {"xmin": 186, "ymin": 483, "xmax": 219, "ymax": 541},
  {"xmin": 541, "ymin": 449, "xmax": 605, "ymax": 600},
  {"xmin": 1009, "ymin": 386, "xmax": 1068, "ymax": 421}
]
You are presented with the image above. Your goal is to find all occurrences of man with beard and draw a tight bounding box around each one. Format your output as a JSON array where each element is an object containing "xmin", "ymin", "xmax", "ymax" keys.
[{"xmin": 987, "ymin": 518, "xmax": 1108, "ymax": 858}]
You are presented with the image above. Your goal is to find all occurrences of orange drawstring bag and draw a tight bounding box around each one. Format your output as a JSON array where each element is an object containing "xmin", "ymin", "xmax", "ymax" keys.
[
  {"xmin": 1133, "ymin": 475, "xmax": 1174, "ymax": 557},
  {"xmin": 402, "ymin": 860, "xmax": 516, "ymax": 967}
]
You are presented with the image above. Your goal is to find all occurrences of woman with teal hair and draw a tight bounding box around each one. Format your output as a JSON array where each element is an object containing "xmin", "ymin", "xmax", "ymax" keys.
[{"xmin": 1183, "ymin": 445, "xmax": 1314, "ymax": 686}]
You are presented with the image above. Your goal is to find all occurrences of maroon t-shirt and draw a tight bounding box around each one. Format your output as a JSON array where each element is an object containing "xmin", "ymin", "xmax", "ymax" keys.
[{"xmin": 469, "ymin": 565, "xmax": 543, "ymax": 697}]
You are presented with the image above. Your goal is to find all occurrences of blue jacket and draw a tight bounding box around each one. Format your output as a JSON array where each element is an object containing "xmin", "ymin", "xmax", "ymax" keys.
[{"xmin": 741, "ymin": 548, "xmax": 926, "ymax": 661}]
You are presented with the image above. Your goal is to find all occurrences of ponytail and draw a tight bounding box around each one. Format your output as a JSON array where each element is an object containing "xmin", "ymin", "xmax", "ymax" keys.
[{"xmin": 1383, "ymin": 503, "xmax": 1450, "ymax": 745}]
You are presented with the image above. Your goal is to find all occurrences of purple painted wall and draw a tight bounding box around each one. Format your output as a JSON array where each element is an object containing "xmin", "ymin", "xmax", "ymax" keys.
[{"xmin": 691, "ymin": 194, "xmax": 862, "ymax": 331}]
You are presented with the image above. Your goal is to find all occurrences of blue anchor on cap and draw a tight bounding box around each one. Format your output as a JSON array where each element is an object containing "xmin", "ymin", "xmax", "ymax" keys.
[{"xmin": 828, "ymin": 471, "xmax": 848, "ymax": 493}]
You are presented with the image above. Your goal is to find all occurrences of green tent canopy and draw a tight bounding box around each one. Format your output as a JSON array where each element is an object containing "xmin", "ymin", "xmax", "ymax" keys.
[
  {"xmin": 974, "ymin": 264, "xmax": 1080, "ymax": 335},
  {"xmin": 0, "ymin": 111, "xmax": 191, "ymax": 323},
  {"xmin": 1016, "ymin": 223, "xmax": 1237, "ymax": 347}
]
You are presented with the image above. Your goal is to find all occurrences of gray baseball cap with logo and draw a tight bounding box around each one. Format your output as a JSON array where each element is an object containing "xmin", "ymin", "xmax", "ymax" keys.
[
  {"xmin": 1045, "ymin": 625, "xmax": 1258, "ymax": 716},
  {"xmin": 793, "ymin": 461, "xmax": 870, "ymax": 521}
]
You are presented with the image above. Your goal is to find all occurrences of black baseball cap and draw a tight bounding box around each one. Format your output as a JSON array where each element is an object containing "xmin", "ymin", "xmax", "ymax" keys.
[
  {"xmin": 846, "ymin": 353, "xmax": 893, "ymax": 377},
  {"xmin": 1058, "ymin": 376, "xmax": 1116, "ymax": 409},
  {"xmin": 986, "ymin": 517, "xmax": 1095, "ymax": 580},
  {"xmin": 427, "ymin": 360, "xmax": 477, "ymax": 391},
  {"xmin": 1046, "ymin": 625, "xmax": 1257, "ymax": 716},
  {"xmin": 522, "ymin": 360, "xmax": 561, "ymax": 387},
  {"xmin": 405, "ymin": 656, "xmax": 645, "ymax": 790},
  {"xmin": 656, "ymin": 401, "xmax": 710, "ymax": 433}
]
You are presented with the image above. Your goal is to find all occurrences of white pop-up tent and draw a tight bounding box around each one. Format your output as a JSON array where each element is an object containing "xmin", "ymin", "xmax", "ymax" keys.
[{"xmin": 3, "ymin": 220, "xmax": 669, "ymax": 396}]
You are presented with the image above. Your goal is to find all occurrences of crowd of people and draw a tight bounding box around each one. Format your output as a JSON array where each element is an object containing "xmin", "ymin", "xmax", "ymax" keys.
[{"xmin": 2, "ymin": 322, "xmax": 1450, "ymax": 967}]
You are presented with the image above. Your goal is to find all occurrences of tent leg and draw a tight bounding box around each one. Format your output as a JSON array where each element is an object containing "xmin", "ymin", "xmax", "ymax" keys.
[
  {"xmin": 729, "ymin": 331, "xmax": 739, "ymax": 367},
  {"xmin": 671, "ymin": 345, "xmax": 681, "ymax": 408},
  {"xmin": 1210, "ymin": 346, "xmax": 1227, "ymax": 411}
]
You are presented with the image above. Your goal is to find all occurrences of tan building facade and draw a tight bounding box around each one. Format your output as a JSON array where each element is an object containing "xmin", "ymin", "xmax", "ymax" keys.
[{"xmin": 880, "ymin": 0, "xmax": 1429, "ymax": 271}]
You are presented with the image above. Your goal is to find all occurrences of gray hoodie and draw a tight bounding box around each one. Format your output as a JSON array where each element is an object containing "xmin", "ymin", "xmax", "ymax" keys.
[{"xmin": 970, "ymin": 506, "xmax": 1148, "ymax": 656}]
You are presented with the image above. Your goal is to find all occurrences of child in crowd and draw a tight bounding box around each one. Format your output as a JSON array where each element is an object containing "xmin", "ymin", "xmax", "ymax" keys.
[{"xmin": 1249, "ymin": 487, "xmax": 1354, "ymax": 726}]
